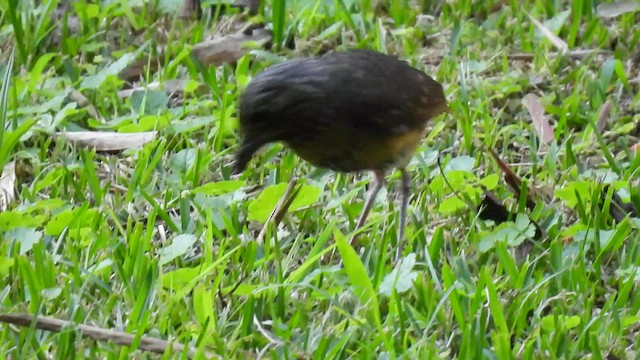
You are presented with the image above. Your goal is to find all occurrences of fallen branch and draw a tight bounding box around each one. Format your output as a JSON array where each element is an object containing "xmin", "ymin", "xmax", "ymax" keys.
[
  {"xmin": 56, "ymin": 131, "xmax": 158, "ymax": 152},
  {"xmin": 525, "ymin": 10, "xmax": 568, "ymax": 53},
  {"xmin": 505, "ymin": 49, "xmax": 611, "ymax": 60},
  {"xmin": 0, "ymin": 313, "xmax": 218, "ymax": 359},
  {"xmin": 423, "ymin": 49, "xmax": 612, "ymax": 64},
  {"xmin": 191, "ymin": 27, "xmax": 272, "ymax": 67}
]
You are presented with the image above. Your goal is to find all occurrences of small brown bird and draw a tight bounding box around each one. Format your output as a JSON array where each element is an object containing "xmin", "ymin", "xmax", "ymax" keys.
[{"xmin": 232, "ymin": 49, "xmax": 449, "ymax": 259}]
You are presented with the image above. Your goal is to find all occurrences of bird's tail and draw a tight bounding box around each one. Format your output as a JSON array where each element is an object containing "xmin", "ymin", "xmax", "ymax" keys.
[{"xmin": 231, "ymin": 141, "xmax": 260, "ymax": 174}]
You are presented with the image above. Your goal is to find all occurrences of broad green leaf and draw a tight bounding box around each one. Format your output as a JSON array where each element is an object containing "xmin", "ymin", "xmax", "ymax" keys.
[
  {"xmin": 80, "ymin": 52, "xmax": 137, "ymax": 89},
  {"xmin": 334, "ymin": 229, "xmax": 380, "ymax": 319},
  {"xmin": 597, "ymin": 1, "xmax": 640, "ymax": 18},
  {"xmin": 555, "ymin": 181, "xmax": 592, "ymax": 208},
  {"xmin": 600, "ymin": 220, "xmax": 629, "ymax": 253},
  {"xmin": 0, "ymin": 257, "xmax": 14, "ymax": 276},
  {"xmin": 461, "ymin": 60, "xmax": 489, "ymax": 74},
  {"xmin": 130, "ymin": 89, "xmax": 169, "ymax": 116},
  {"xmin": 444, "ymin": 155, "xmax": 476, "ymax": 173},
  {"xmin": 88, "ymin": 259, "xmax": 113, "ymax": 275},
  {"xmin": 159, "ymin": 234, "xmax": 198, "ymax": 265},
  {"xmin": 235, "ymin": 54, "xmax": 251, "ymax": 90},
  {"xmin": 535, "ymin": 10, "xmax": 570, "ymax": 38},
  {"xmin": 479, "ymin": 174, "xmax": 500, "ymax": 189},
  {"xmin": 53, "ymin": 102, "xmax": 81, "ymax": 127},
  {"xmin": 220, "ymin": 283, "xmax": 258, "ymax": 297},
  {"xmin": 169, "ymin": 148, "xmax": 198, "ymax": 174},
  {"xmin": 515, "ymin": 213, "xmax": 536, "ymax": 238},
  {"xmin": 438, "ymin": 196, "xmax": 467, "ymax": 215},
  {"xmin": 0, "ymin": 211, "xmax": 45, "ymax": 231},
  {"xmin": 85, "ymin": 3, "xmax": 100, "ymax": 17},
  {"xmin": 574, "ymin": 229, "xmax": 614, "ymax": 248},
  {"xmin": 248, "ymin": 183, "xmax": 322, "ymax": 223},
  {"xmin": 479, "ymin": 214, "xmax": 535, "ymax": 253},
  {"xmin": 248, "ymin": 183, "xmax": 288, "ymax": 223},
  {"xmin": 540, "ymin": 315, "xmax": 581, "ymax": 332},
  {"xmin": 193, "ymin": 180, "xmax": 245, "ymax": 196},
  {"xmin": 600, "ymin": 58, "xmax": 630, "ymax": 91},
  {"xmin": 379, "ymin": 253, "xmax": 418, "ymax": 296},
  {"xmin": 249, "ymin": 50, "xmax": 288, "ymax": 64},
  {"xmin": 28, "ymin": 53, "xmax": 58, "ymax": 93},
  {"xmin": 169, "ymin": 116, "xmax": 216, "ymax": 134},
  {"xmin": 440, "ymin": 170, "xmax": 475, "ymax": 190},
  {"xmin": 42, "ymin": 287, "xmax": 62, "ymax": 300},
  {"xmin": 623, "ymin": 316, "xmax": 640, "ymax": 329},
  {"xmin": 289, "ymin": 184, "xmax": 322, "ymax": 211},
  {"xmin": 0, "ymin": 118, "xmax": 38, "ymax": 169},
  {"xmin": 44, "ymin": 208, "xmax": 99, "ymax": 236},
  {"xmin": 162, "ymin": 266, "xmax": 202, "ymax": 289},
  {"xmin": 317, "ymin": 21, "xmax": 344, "ymax": 40},
  {"xmin": 193, "ymin": 285, "xmax": 215, "ymax": 326},
  {"xmin": 4, "ymin": 227, "xmax": 42, "ymax": 254}
]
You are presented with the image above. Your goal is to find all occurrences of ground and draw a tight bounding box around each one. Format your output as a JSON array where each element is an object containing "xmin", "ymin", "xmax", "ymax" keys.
[{"xmin": 1, "ymin": 0, "xmax": 639, "ymax": 359}]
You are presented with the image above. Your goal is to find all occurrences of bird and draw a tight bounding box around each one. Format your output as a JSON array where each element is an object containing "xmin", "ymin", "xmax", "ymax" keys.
[{"xmin": 231, "ymin": 49, "xmax": 449, "ymax": 260}]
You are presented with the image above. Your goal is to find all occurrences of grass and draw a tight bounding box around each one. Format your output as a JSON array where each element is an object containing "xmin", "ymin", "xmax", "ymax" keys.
[{"xmin": 1, "ymin": 0, "xmax": 640, "ymax": 358}]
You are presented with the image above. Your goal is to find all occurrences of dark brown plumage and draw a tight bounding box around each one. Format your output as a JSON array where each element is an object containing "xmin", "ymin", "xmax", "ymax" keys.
[{"xmin": 233, "ymin": 49, "xmax": 449, "ymax": 259}]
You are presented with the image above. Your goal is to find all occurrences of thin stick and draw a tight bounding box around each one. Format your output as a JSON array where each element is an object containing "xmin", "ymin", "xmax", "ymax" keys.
[
  {"xmin": 256, "ymin": 177, "xmax": 300, "ymax": 244},
  {"xmin": 423, "ymin": 49, "xmax": 611, "ymax": 64},
  {"xmin": 0, "ymin": 313, "xmax": 219, "ymax": 359}
]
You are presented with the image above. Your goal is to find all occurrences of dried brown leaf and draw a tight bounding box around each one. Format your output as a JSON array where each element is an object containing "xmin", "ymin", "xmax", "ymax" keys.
[
  {"xmin": 525, "ymin": 11, "xmax": 569, "ymax": 53},
  {"xmin": 191, "ymin": 28, "xmax": 271, "ymax": 67},
  {"xmin": 522, "ymin": 93, "xmax": 555, "ymax": 145},
  {"xmin": 0, "ymin": 162, "xmax": 16, "ymax": 212},
  {"xmin": 596, "ymin": 1, "xmax": 640, "ymax": 18},
  {"xmin": 596, "ymin": 100, "xmax": 613, "ymax": 132},
  {"xmin": 488, "ymin": 149, "xmax": 538, "ymax": 211},
  {"xmin": 58, "ymin": 131, "xmax": 158, "ymax": 152}
]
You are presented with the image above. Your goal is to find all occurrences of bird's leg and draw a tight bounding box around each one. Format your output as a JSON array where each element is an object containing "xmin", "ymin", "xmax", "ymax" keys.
[
  {"xmin": 350, "ymin": 169, "xmax": 385, "ymax": 246},
  {"xmin": 395, "ymin": 168, "xmax": 411, "ymax": 261}
]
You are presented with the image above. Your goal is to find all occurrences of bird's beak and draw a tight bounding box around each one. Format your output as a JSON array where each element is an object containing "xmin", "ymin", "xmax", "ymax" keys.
[{"xmin": 436, "ymin": 103, "xmax": 452, "ymax": 116}]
